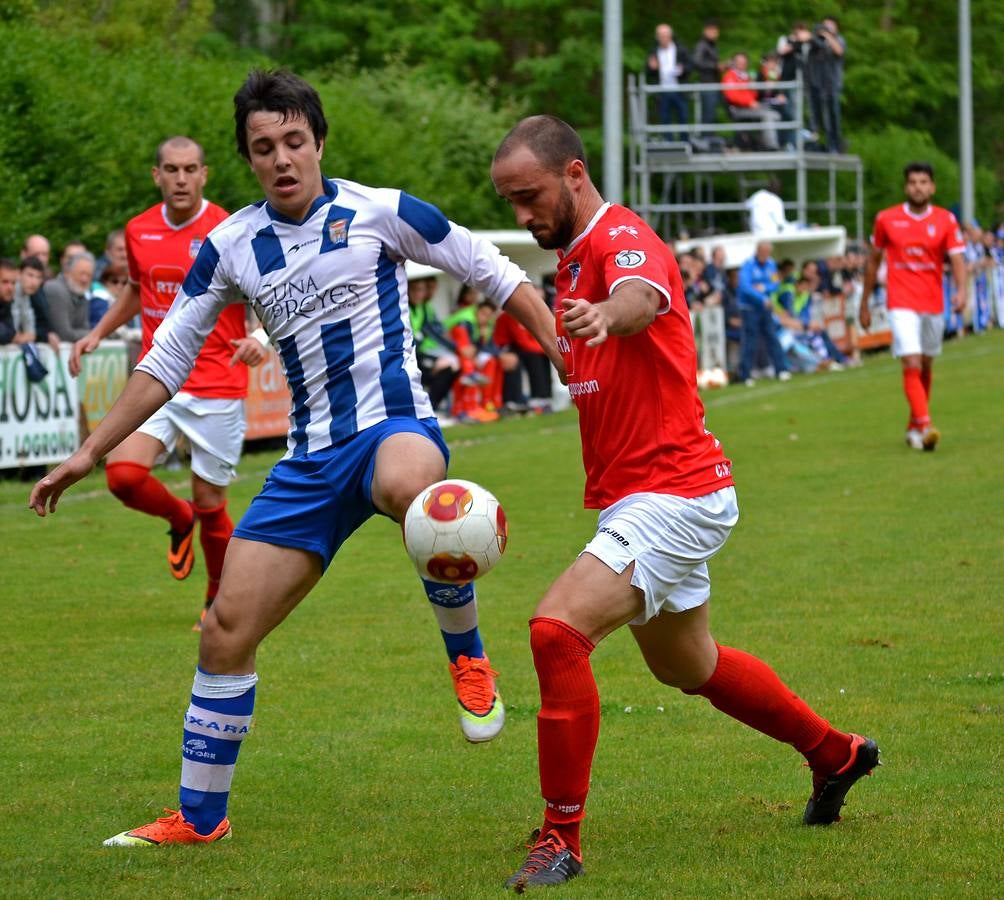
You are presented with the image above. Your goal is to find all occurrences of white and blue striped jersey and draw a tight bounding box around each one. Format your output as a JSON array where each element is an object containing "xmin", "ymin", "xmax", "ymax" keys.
[{"xmin": 135, "ymin": 177, "xmax": 527, "ymax": 457}]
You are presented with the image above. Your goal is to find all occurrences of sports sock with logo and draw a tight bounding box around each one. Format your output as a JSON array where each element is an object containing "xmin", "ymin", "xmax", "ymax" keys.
[
  {"xmin": 685, "ymin": 644, "xmax": 852, "ymax": 772},
  {"xmin": 106, "ymin": 461, "xmax": 193, "ymax": 532},
  {"xmin": 902, "ymin": 367, "xmax": 930, "ymax": 427},
  {"xmin": 180, "ymin": 668, "xmax": 257, "ymax": 835},
  {"xmin": 196, "ymin": 501, "xmax": 234, "ymax": 604},
  {"xmin": 422, "ymin": 579, "xmax": 484, "ymax": 661},
  {"xmin": 529, "ymin": 616, "xmax": 599, "ymax": 840}
]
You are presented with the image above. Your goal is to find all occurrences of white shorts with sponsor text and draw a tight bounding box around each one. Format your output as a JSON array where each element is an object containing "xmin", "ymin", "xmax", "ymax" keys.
[
  {"xmin": 581, "ymin": 487, "xmax": 738, "ymax": 625},
  {"xmin": 137, "ymin": 391, "xmax": 247, "ymax": 487},
  {"xmin": 889, "ymin": 308, "xmax": 945, "ymax": 358}
]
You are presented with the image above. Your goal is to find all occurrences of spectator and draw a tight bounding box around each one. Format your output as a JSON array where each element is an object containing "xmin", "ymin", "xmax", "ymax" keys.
[
  {"xmin": 722, "ymin": 53, "xmax": 781, "ymax": 151},
  {"xmin": 446, "ymin": 284, "xmax": 498, "ymax": 422},
  {"xmin": 777, "ymin": 23, "xmax": 815, "ymax": 141},
  {"xmin": 704, "ymin": 245, "xmax": 728, "ymax": 296},
  {"xmin": 691, "ymin": 19, "xmax": 723, "ymax": 129},
  {"xmin": 646, "ymin": 23, "xmax": 691, "ymax": 142},
  {"xmin": 493, "ymin": 285, "xmax": 554, "ymax": 414},
  {"xmin": 747, "ymin": 177, "xmax": 796, "ymax": 234},
  {"xmin": 43, "ymin": 250, "xmax": 95, "ymax": 342},
  {"xmin": 94, "ymin": 228, "xmax": 128, "ymax": 281},
  {"xmin": 88, "ymin": 262, "xmax": 130, "ymax": 330},
  {"xmin": 59, "ymin": 240, "xmax": 89, "ymax": 274},
  {"xmin": 722, "ymin": 267, "xmax": 744, "ymax": 377},
  {"xmin": 737, "ymin": 240, "xmax": 790, "ymax": 384},
  {"xmin": 774, "ymin": 265, "xmax": 848, "ymax": 370},
  {"xmin": 807, "ymin": 16, "xmax": 846, "ymax": 153},
  {"xmin": 0, "ymin": 258, "xmax": 17, "ymax": 344},
  {"xmin": 12, "ymin": 256, "xmax": 46, "ymax": 344},
  {"xmin": 759, "ymin": 52, "xmax": 794, "ymax": 148},
  {"xmin": 407, "ymin": 272, "xmax": 460, "ymax": 419},
  {"xmin": 20, "ymin": 234, "xmax": 52, "ymax": 274}
]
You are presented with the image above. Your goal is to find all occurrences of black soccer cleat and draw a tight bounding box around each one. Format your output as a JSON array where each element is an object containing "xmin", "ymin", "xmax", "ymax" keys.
[
  {"xmin": 506, "ymin": 829, "xmax": 583, "ymax": 892},
  {"xmin": 804, "ymin": 733, "xmax": 881, "ymax": 825}
]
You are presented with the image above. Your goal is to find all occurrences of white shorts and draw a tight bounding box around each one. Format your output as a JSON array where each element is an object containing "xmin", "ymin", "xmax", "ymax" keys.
[
  {"xmin": 137, "ymin": 392, "xmax": 247, "ymax": 487},
  {"xmin": 581, "ymin": 487, "xmax": 739, "ymax": 625},
  {"xmin": 889, "ymin": 308, "xmax": 944, "ymax": 358}
]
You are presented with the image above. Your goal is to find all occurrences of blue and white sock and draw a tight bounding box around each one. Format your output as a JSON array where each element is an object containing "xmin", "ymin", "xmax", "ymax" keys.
[
  {"xmin": 179, "ymin": 668, "xmax": 257, "ymax": 835},
  {"xmin": 422, "ymin": 579, "xmax": 485, "ymax": 662}
]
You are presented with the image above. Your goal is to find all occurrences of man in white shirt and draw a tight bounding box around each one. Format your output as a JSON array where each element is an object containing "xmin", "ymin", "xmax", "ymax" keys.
[
  {"xmin": 646, "ymin": 23, "xmax": 691, "ymax": 141},
  {"xmin": 747, "ymin": 178, "xmax": 798, "ymax": 234}
]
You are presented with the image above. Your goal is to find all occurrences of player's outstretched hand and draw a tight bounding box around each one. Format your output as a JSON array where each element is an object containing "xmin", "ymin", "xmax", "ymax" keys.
[
  {"xmin": 229, "ymin": 337, "xmax": 268, "ymax": 368},
  {"xmin": 69, "ymin": 332, "xmax": 102, "ymax": 377},
  {"xmin": 28, "ymin": 450, "xmax": 97, "ymax": 517},
  {"xmin": 561, "ymin": 297, "xmax": 609, "ymax": 347}
]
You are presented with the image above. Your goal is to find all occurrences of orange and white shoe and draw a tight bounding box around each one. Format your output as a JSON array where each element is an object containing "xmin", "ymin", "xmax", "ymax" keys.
[
  {"xmin": 192, "ymin": 607, "xmax": 209, "ymax": 633},
  {"xmin": 103, "ymin": 809, "xmax": 231, "ymax": 847},
  {"xmin": 449, "ymin": 654, "xmax": 505, "ymax": 743},
  {"xmin": 168, "ymin": 503, "xmax": 197, "ymax": 580}
]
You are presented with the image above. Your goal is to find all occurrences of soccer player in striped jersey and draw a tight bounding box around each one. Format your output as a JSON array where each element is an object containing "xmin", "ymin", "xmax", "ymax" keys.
[
  {"xmin": 491, "ymin": 116, "xmax": 878, "ymax": 890},
  {"xmin": 859, "ymin": 162, "xmax": 967, "ymax": 450},
  {"xmin": 29, "ymin": 69, "xmax": 562, "ymax": 849}
]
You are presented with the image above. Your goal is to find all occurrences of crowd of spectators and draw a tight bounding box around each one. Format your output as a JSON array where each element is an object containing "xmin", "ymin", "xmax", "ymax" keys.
[
  {"xmin": 646, "ymin": 16, "xmax": 846, "ymax": 153},
  {"xmin": 0, "ymin": 229, "xmax": 138, "ymax": 355}
]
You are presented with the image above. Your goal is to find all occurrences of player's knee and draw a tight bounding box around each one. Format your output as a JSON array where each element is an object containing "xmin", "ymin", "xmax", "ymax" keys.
[
  {"xmin": 197, "ymin": 605, "xmax": 254, "ymax": 672},
  {"xmin": 105, "ymin": 462, "xmax": 150, "ymax": 502},
  {"xmin": 529, "ymin": 617, "xmax": 594, "ymax": 668}
]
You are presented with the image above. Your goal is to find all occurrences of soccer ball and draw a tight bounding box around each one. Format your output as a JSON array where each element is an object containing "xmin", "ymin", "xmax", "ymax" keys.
[{"xmin": 403, "ymin": 479, "xmax": 508, "ymax": 584}]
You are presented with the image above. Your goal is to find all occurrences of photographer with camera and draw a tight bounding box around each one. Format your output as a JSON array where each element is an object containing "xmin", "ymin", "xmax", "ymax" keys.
[{"xmin": 806, "ymin": 16, "xmax": 846, "ymax": 153}]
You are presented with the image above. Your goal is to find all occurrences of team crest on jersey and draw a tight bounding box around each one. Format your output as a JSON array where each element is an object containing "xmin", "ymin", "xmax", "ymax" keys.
[
  {"xmin": 568, "ymin": 261, "xmax": 581, "ymax": 292},
  {"xmin": 608, "ymin": 224, "xmax": 639, "ymax": 239},
  {"xmin": 321, "ymin": 205, "xmax": 357, "ymax": 253},
  {"xmin": 188, "ymin": 238, "xmax": 203, "ymax": 259},
  {"xmin": 927, "ymin": 223, "xmax": 936, "ymax": 237},
  {"xmin": 614, "ymin": 249, "xmax": 647, "ymax": 269}
]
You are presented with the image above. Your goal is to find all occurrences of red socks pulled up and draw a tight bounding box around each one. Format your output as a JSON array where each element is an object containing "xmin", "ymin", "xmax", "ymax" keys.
[
  {"xmin": 902, "ymin": 367, "xmax": 930, "ymax": 428},
  {"xmin": 529, "ymin": 616, "xmax": 598, "ymax": 855},
  {"xmin": 106, "ymin": 462, "xmax": 193, "ymax": 533},
  {"xmin": 686, "ymin": 644, "xmax": 852, "ymax": 774},
  {"xmin": 195, "ymin": 501, "xmax": 234, "ymax": 603}
]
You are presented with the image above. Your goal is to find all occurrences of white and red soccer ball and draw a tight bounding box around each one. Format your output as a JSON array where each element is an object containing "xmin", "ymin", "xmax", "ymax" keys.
[{"xmin": 403, "ymin": 479, "xmax": 508, "ymax": 584}]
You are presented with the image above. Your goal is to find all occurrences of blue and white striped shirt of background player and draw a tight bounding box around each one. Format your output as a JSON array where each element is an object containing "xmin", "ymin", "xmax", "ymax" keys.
[{"xmin": 135, "ymin": 177, "xmax": 528, "ymax": 457}]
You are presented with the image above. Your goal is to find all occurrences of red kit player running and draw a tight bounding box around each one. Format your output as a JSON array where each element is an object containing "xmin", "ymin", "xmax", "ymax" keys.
[
  {"xmin": 859, "ymin": 161, "xmax": 967, "ymax": 450},
  {"xmin": 491, "ymin": 116, "xmax": 879, "ymax": 890},
  {"xmin": 71, "ymin": 136, "xmax": 267, "ymax": 628}
]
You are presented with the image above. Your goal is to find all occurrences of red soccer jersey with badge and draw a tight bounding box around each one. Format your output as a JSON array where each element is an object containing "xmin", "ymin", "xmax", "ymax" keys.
[
  {"xmin": 553, "ymin": 203, "xmax": 733, "ymax": 509},
  {"xmin": 126, "ymin": 200, "xmax": 248, "ymax": 398},
  {"xmin": 871, "ymin": 203, "xmax": 965, "ymax": 314}
]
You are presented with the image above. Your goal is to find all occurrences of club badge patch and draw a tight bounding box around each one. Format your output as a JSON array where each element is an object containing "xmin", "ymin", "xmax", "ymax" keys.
[
  {"xmin": 614, "ymin": 249, "xmax": 646, "ymax": 269},
  {"xmin": 568, "ymin": 261, "xmax": 581, "ymax": 292},
  {"xmin": 189, "ymin": 238, "xmax": 203, "ymax": 259}
]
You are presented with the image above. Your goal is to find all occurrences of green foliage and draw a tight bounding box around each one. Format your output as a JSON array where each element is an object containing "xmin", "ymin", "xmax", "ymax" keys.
[{"xmin": 2, "ymin": 331, "xmax": 1004, "ymax": 895}]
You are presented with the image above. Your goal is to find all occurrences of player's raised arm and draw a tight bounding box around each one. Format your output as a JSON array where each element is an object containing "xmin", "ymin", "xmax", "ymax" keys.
[
  {"xmin": 562, "ymin": 280, "xmax": 662, "ymax": 347},
  {"xmin": 28, "ymin": 371, "xmax": 171, "ymax": 516}
]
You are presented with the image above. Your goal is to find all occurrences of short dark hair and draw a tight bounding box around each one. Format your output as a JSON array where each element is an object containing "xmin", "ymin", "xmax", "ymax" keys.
[
  {"xmin": 904, "ymin": 161, "xmax": 935, "ymax": 181},
  {"xmin": 494, "ymin": 115, "xmax": 587, "ymax": 175},
  {"xmin": 779, "ymin": 258, "xmax": 796, "ymax": 270},
  {"xmin": 703, "ymin": 18, "xmax": 719, "ymax": 28},
  {"xmin": 234, "ymin": 69, "xmax": 328, "ymax": 160},
  {"xmin": 20, "ymin": 255, "xmax": 45, "ymax": 273},
  {"xmin": 156, "ymin": 136, "xmax": 205, "ymax": 167},
  {"xmin": 0, "ymin": 257, "xmax": 17, "ymax": 271}
]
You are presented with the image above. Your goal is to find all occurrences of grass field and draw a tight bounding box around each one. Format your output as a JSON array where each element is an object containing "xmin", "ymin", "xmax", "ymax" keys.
[{"xmin": 2, "ymin": 330, "xmax": 1002, "ymax": 898}]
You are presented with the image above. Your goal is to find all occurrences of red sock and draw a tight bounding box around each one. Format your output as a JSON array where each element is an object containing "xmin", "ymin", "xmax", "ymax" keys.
[
  {"xmin": 685, "ymin": 644, "xmax": 851, "ymax": 773},
  {"xmin": 902, "ymin": 367, "xmax": 930, "ymax": 428},
  {"xmin": 195, "ymin": 501, "xmax": 233, "ymax": 603},
  {"xmin": 542, "ymin": 818, "xmax": 581, "ymax": 857},
  {"xmin": 529, "ymin": 616, "xmax": 598, "ymax": 855},
  {"xmin": 106, "ymin": 462, "xmax": 193, "ymax": 532},
  {"xmin": 920, "ymin": 368, "xmax": 932, "ymax": 399}
]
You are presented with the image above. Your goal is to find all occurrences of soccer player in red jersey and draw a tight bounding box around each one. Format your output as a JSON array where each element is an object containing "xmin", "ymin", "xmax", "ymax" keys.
[
  {"xmin": 71, "ymin": 136, "xmax": 268, "ymax": 627},
  {"xmin": 859, "ymin": 162, "xmax": 967, "ymax": 450},
  {"xmin": 491, "ymin": 116, "xmax": 879, "ymax": 890}
]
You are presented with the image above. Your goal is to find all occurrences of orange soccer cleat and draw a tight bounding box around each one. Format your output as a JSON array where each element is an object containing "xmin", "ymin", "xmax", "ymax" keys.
[
  {"xmin": 449, "ymin": 654, "xmax": 505, "ymax": 742},
  {"xmin": 103, "ymin": 808, "xmax": 231, "ymax": 847}
]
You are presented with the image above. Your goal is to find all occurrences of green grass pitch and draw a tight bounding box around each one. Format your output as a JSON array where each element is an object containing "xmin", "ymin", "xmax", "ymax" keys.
[{"xmin": 2, "ymin": 330, "xmax": 1002, "ymax": 897}]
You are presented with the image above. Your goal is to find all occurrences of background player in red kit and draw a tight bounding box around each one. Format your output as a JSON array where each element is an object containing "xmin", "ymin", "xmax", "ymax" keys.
[
  {"xmin": 72, "ymin": 136, "xmax": 267, "ymax": 628},
  {"xmin": 491, "ymin": 116, "xmax": 879, "ymax": 890},
  {"xmin": 859, "ymin": 162, "xmax": 967, "ymax": 451}
]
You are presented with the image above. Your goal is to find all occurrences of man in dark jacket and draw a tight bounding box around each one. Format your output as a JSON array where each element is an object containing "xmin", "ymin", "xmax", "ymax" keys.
[
  {"xmin": 691, "ymin": 20, "xmax": 722, "ymax": 129},
  {"xmin": 646, "ymin": 23, "xmax": 691, "ymax": 141}
]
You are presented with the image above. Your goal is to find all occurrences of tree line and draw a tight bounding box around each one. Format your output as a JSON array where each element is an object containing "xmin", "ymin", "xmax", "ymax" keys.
[{"xmin": 2, "ymin": 0, "xmax": 1000, "ymax": 254}]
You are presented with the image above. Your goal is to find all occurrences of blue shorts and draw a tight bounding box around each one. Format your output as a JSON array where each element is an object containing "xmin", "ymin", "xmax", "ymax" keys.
[{"xmin": 233, "ymin": 417, "xmax": 449, "ymax": 570}]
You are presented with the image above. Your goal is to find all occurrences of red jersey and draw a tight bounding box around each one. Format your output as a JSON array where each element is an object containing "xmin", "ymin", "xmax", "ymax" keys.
[
  {"xmin": 492, "ymin": 310, "xmax": 543, "ymax": 353},
  {"xmin": 871, "ymin": 203, "xmax": 965, "ymax": 314},
  {"xmin": 126, "ymin": 200, "xmax": 248, "ymax": 398},
  {"xmin": 554, "ymin": 203, "xmax": 733, "ymax": 509}
]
